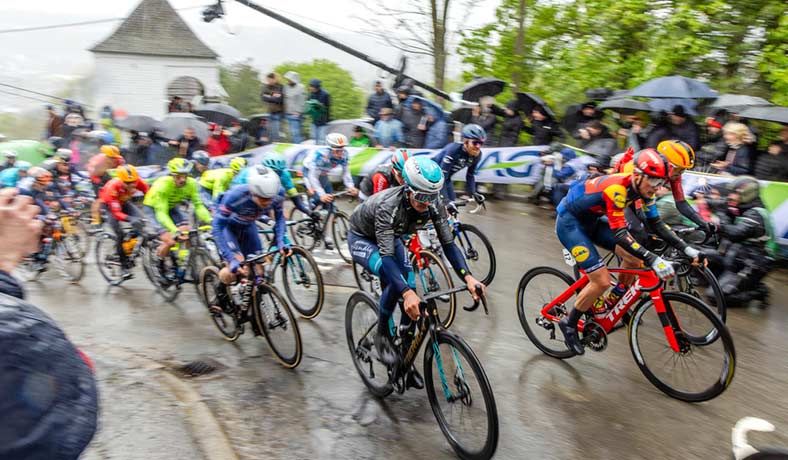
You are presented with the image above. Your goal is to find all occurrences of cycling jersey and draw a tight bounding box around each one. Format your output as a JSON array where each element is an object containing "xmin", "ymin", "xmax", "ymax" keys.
[
  {"xmin": 142, "ymin": 176, "xmax": 211, "ymax": 233},
  {"xmin": 359, "ymin": 163, "xmax": 395, "ymax": 197},
  {"xmin": 18, "ymin": 182, "xmax": 73, "ymax": 216},
  {"xmin": 302, "ymin": 148, "xmax": 353, "ymax": 196},
  {"xmin": 99, "ymin": 178, "xmax": 149, "ymax": 221},
  {"xmin": 0, "ymin": 167, "xmax": 24, "ymax": 187},
  {"xmin": 434, "ymin": 142, "xmax": 480, "ymax": 201},
  {"xmin": 199, "ymin": 168, "xmax": 235, "ymax": 200}
]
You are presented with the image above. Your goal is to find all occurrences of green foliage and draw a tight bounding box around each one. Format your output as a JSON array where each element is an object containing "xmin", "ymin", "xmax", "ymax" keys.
[
  {"xmin": 219, "ymin": 60, "xmax": 265, "ymax": 116},
  {"xmin": 273, "ymin": 60, "xmax": 364, "ymax": 121}
]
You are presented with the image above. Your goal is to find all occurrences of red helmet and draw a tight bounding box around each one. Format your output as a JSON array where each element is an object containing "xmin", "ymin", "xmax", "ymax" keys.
[{"xmin": 633, "ymin": 148, "xmax": 670, "ymax": 180}]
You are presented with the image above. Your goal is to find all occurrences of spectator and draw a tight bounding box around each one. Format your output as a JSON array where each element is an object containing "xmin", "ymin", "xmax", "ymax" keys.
[
  {"xmin": 615, "ymin": 114, "xmax": 647, "ymax": 150},
  {"xmin": 698, "ymin": 118, "xmax": 726, "ymax": 167},
  {"xmin": 366, "ymin": 80, "xmax": 393, "ymax": 124},
  {"xmin": 255, "ymin": 117, "xmax": 271, "ymax": 146},
  {"xmin": 712, "ymin": 122, "xmax": 756, "ymax": 175},
  {"xmin": 668, "ymin": 105, "xmax": 701, "ymax": 151},
  {"xmin": 525, "ymin": 105, "xmax": 562, "ymax": 146},
  {"xmin": 306, "ymin": 79, "xmax": 330, "ymax": 143},
  {"xmin": 394, "ymin": 85, "xmax": 411, "ymax": 119},
  {"xmin": 470, "ymin": 97, "xmax": 498, "ymax": 143},
  {"xmin": 168, "ymin": 127, "xmax": 201, "ymax": 159},
  {"xmin": 374, "ymin": 108, "xmax": 404, "ymax": 148},
  {"xmin": 571, "ymin": 101, "xmax": 603, "ymax": 139},
  {"xmin": 400, "ymin": 98, "xmax": 431, "ymax": 149},
  {"xmin": 578, "ymin": 119, "xmax": 617, "ymax": 168},
  {"xmin": 781, "ymin": 125, "xmax": 788, "ymax": 154},
  {"xmin": 167, "ymin": 96, "xmax": 183, "ymax": 113},
  {"xmin": 261, "ymin": 72, "xmax": 284, "ymax": 142},
  {"xmin": 283, "ymin": 71, "xmax": 306, "ymax": 144},
  {"xmin": 138, "ymin": 134, "xmax": 168, "ymax": 166},
  {"xmin": 350, "ymin": 125, "xmax": 370, "ymax": 147},
  {"xmin": 206, "ymin": 123, "xmax": 231, "ymax": 156},
  {"xmin": 0, "ymin": 150, "xmax": 17, "ymax": 171},
  {"xmin": 754, "ymin": 141, "xmax": 788, "ymax": 182},
  {"xmin": 499, "ymin": 101, "xmax": 523, "ymax": 147},
  {"xmin": 227, "ymin": 121, "xmax": 249, "ymax": 153},
  {"xmin": 645, "ymin": 110, "xmax": 672, "ymax": 148},
  {"xmin": 424, "ymin": 116, "xmax": 449, "ymax": 149},
  {"xmin": 45, "ymin": 105, "xmax": 64, "ymax": 138}
]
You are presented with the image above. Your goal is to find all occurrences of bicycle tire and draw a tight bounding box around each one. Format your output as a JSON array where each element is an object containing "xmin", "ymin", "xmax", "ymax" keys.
[
  {"xmin": 282, "ymin": 245, "xmax": 325, "ymax": 319},
  {"xmin": 189, "ymin": 248, "xmax": 216, "ymax": 299},
  {"xmin": 411, "ymin": 249, "xmax": 456, "ymax": 329},
  {"xmin": 669, "ymin": 265, "xmax": 727, "ymax": 324},
  {"xmin": 95, "ymin": 233, "xmax": 124, "ymax": 284},
  {"xmin": 288, "ymin": 206, "xmax": 318, "ymax": 250},
  {"xmin": 741, "ymin": 448, "xmax": 788, "ymax": 459},
  {"xmin": 629, "ymin": 291, "xmax": 736, "ymax": 402},
  {"xmin": 344, "ymin": 290, "xmax": 393, "ymax": 397},
  {"xmin": 54, "ymin": 238, "xmax": 85, "ymax": 283},
  {"xmin": 455, "ymin": 223, "xmax": 496, "ymax": 287},
  {"xmin": 199, "ymin": 266, "xmax": 241, "ymax": 341},
  {"xmin": 516, "ymin": 266, "xmax": 577, "ymax": 359},
  {"xmin": 253, "ymin": 282, "xmax": 302, "ymax": 368},
  {"xmin": 424, "ymin": 329, "xmax": 499, "ymax": 460},
  {"xmin": 331, "ymin": 210, "xmax": 352, "ymax": 263},
  {"xmin": 140, "ymin": 239, "xmax": 158, "ymax": 285}
]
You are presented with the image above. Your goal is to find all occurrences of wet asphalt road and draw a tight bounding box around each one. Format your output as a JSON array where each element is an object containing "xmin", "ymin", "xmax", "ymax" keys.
[{"xmin": 23, "ymin": 199, "xmax": 788, "ymax": 460}]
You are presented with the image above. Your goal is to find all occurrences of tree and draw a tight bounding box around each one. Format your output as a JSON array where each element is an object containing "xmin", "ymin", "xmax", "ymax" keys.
[
  {"xmin": 273, "ymin": 60, "xmax": 364, "ymax": 121},
  {"xmin": 219, "ymin": 60, "xmax": 265, "ymax": 116}
]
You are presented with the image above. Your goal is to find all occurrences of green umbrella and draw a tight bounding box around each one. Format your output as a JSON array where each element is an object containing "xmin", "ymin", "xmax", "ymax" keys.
[{"xmin": 0, "ymin": 140, "xmax": 54, "ymax": 165}]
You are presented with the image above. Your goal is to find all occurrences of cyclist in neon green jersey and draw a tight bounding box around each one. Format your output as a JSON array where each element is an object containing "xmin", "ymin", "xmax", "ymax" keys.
[{"xmin": 198, "ymin": 157, "xmax": 246, "ymax": 207}]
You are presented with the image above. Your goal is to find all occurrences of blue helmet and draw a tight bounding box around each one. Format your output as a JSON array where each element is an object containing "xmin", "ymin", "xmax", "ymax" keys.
[
  {"xmin": 402, "ymin": 156, "xmax": 444, "ymax": 193},
  {"xmin": 391, "ymin": 148, "xmax": 411, "ymax": 173},
  {"xmin": 261, "ymin": 152, "xmax": 286, "ymax": 173},
  {"xmin": 16, "ymin": 160, "xmax": 32, "ymax": 171},
  {"xmin": 461, "ymin": 123, "xmax": 486, "ymax": 141},
  {"xmin": 192, "ymin": 150, "xmax": 210, "ymax": 166}
]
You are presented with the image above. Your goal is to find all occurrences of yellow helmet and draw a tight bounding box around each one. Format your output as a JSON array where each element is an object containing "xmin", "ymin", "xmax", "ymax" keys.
[
  {"xmin": 115, "ymin": 165, "xmax": 139, "ymax": 183},
  {"xmin": 100, "ymin": 144, "xmax": 122, "ymax": 159},
  {"xmin": 657, "ymin": 140, "xmax": 695, "ymax": 170},
  {"xmin": 229, "ymin": 157, "xmax": 246, "ymax": 172}
]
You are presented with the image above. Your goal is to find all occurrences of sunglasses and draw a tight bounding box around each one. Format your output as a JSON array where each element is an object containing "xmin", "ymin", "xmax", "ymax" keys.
[
  {"xmin": 469, "ymin": 140, "xmax": 485, "ymax": 147},
  {"xmin": 411, "ymin": 190, "xmax": 439, "ymax": 204},
  {"xmin": 646, "ymin": 177, "xmax": 668, "ymax": 188}
]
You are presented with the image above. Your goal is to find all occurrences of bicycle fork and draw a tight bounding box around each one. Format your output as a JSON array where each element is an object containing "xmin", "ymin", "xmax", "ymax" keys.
[{"xmin": 431, "ymin": 331, "xmax": 470, "ymax": 404}]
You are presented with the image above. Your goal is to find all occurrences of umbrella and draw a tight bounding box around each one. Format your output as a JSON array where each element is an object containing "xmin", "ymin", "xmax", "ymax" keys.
[
  {"xmin": 405, "ymin": 95, "xmax": 445, "ymax": 121},
  {"xmin": 598, "ymin": 98, "xmax": 651, "ymax": 114},
  {"xmin": 648, "ymin": 98, "xmax": 698, "ymax": 116},
  {"xmin": 461, "ymin": 77, "xmax": 506, "ymax": 102},
  {"xmin": 708, "ymin": 94, "xmax": 772, "ymax": 114},
  {"xmin": 245, "ymin": 113, "xmax": 270, "ymax": 136},
  {"xmin": 515, "ymin": 92, "xmax": 556, "ymax": 119},
  {"xmin": 159, "ymin": 113, "xmax": 209, "ymax": 141},
  {"xmin": 628, "ymin": 75, "xmax": 718, "ymax": 99},
  {"xmin": 0, "ymin": 140, "xmax": 54, "ymax": 165},
  {"xmin": 115, "ymin": 115, "xmax": 160, "ymax": 133},
  {"xmin": 451, "ymin": 107, "xmax": 473, "ymax": 125},
  {"xmin": 738, "ymin": 106, "xmax": 788, "ymax": 125},
  {"xmin": 326, "ymin": 119, "xmax": 378, "ymax": 145},
  {"xmin": 194, "ymin": 103, "xmax": 241, "ymax": 126},
  {"xmin": 584, "ymin": 88, "xmax": 614, "ymax": 101}
]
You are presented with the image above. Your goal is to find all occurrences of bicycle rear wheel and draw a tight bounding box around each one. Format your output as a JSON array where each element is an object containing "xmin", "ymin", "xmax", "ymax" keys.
[
  {"xmin": 200, "ymin": 266, "xmax": 241, "ymax": 341},
  {"xmin": 288, "ymin": 207, "xmax": 318, "ymax": 250},
  {"xmin": 668, "ymin": 264, "xmax": 726, "ymax": 323},
  {"xmin": 412, "ymin": 249, "xmax": 456, "ymax": 329},
  {"xmin": 516, "ymin": 266, "xmax": 577, "ymax": 359},
  {"xmin": 95, "ymin": 233, "xmax": 124, "ymax": 284},
  {"xmin": 253, "ymin": 283, "xmax": 302, "ymax": 368},
  {"xmin": 282, "ymin": 246, "xmax": 324, "ymax": 319},
  {"xmin": 331, "ymin": 211, "xmax": 352, "ymax": 263},
  {"xmin": 345, "ymin": 290, "xmax": 393, "ymax": 397},
  {"xmin": 53, "ymin": 239, "xmax": 85, "ymax": 283},
  {"xmin": 454, "ymin": 224, "xmax": 496, "ymax": 287},
  {"xmin": 424, "ymin": 330, "xmax": 499, "ymax": 460},
  {"xmin": 629, "ymin": 291, "xmax": 735, "ymax": 402},
  {"xmin": 189, "ymin": 248, "xmax": 215, "ymax": 299}
]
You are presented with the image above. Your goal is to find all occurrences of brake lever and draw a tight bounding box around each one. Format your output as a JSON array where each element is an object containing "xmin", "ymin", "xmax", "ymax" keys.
[{"xmin": 462, "ymin": 284, "xmax": 488, "ymax": 314}]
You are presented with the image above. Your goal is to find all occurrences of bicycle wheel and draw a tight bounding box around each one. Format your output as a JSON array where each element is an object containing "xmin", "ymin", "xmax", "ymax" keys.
[
  {"xmin": 424, "ymin": 330, "xmax": 499, "ymax": 460},
  {"xmin": 150, "ymin": 250, "xmax": 180, "ymax": 302},
  {"xmin": 629, "ymin": 291, "xmax": 736, "ymax": 402},
  {"xmin": 200, "ymin": 266, "xmax": 241, "ymax": 341},
  {"xmin": 331, "ymin": 211, "xmax": 352, "ymax": 263},
  {"xmin": 516, "ymin": 266, "xmax": 577, "ymax": 359},
  {"xmin": 668, "ymin": 265, "xmax": 726, "ymax": 323},
  {"xmin": 411, "ymin": 249, "xmax": 456, "ymax": 329},
  {"xmin": 95, "ymin": 233, "xmax": 124, "ymax": 284},
  {"xmin": 53, "ymin": 239, "xmax": 85, "ymax": 283},
  {"xmin": 14, "ymin": 258, "xmax": 43, "ymax": 282},
  {"xmin": 282, "ymin": 246, "xmax": 324, "ymax": 319},
  {"xmin": 344, "ymin": 290, "xmax": 393, "ymax": 397},
  {"xmin": 288, "ymin": 207, "xmax": 318, "ymax": 250},
  {"xmin": 140, "ymin": 239, "xmax": 158, "ymax": 285},
  {"xmin": 189, "ymin": 248, "xmax": 216, "ymax": 299},
  {"xmin": 454, "ymin": 224, "xmax": 496, "ymax": 287},
  {"xmin": 253, "ymin": 283, "xmax": 302, "ymax": 368},
  {"xmin": 66, "ymin": 223, "xmax": 90, "ymax": 258},
  {"xmin": 352, "ymin": 260, "xmax": 382, "ymax": 297}
]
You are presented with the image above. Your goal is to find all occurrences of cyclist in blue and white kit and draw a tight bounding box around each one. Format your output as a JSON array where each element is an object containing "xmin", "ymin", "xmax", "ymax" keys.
[
  {"xmin": 234, "ymin": 152, "xmax": 316, "ymax": 219},
  {"xmin": 434, "ymin": 124, "xmax": 486, "ymax": 202}
]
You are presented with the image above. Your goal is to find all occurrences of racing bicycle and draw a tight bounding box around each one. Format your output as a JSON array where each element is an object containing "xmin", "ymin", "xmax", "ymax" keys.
[{"xmin": 288, "ymin": 190, "xmax": 352, "ymax": 263}]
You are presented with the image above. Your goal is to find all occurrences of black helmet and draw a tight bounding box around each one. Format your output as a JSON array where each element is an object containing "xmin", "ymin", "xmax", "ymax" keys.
[{"xmin": 730, "ymin": 176, "xmax": 760, "ymax": 205}]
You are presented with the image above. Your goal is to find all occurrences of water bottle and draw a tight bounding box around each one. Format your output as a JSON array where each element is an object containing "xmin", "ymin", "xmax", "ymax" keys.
[{"xmin": 122, "ymin": 237, "xmax": 137, "ymax": 256}]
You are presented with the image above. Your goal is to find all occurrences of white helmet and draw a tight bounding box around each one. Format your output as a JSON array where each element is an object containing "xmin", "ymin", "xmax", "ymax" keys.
[
  {"xmin": 402, "ymin": 156, "xmax": 444, "ymax": 194},
  {"xmin": 247, "ymin": 165, "xmax": 281, "ymax": 198},
  {"xmin": 325, "ymin": 133, "xmax": 348, "ymax": 149}
]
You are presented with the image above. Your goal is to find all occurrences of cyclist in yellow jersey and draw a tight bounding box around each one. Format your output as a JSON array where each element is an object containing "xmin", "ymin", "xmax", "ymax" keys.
[{"xmin": 198, "ymin": 157, "xmax": 246, "ymax": 208}]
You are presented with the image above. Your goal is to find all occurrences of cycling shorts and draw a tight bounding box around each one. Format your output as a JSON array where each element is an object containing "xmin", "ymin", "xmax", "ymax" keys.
[
  {"xmin": 555, "ymin": 212, "xmax": 616, "ymax": 273},
  {"xmin": 143, "ymin": 205, "xmax": 187, "ymax": 235}
]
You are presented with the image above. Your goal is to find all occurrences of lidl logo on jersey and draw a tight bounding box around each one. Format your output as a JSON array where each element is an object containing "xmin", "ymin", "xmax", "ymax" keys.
[{"xmin": 571, "ymin": 245, "xmax": 590, "ymax": 263}]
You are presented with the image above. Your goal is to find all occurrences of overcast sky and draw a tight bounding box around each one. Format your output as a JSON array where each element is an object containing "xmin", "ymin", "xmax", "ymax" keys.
[{"xmin": 0, "ymin": 0, "xmax": 498, "ymax": 112}]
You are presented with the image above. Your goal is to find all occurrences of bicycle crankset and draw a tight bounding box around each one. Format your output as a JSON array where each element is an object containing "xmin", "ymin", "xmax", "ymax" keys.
[{"xmin": 581, "ymin": 321, "xmax": 608, "ymax": 352}]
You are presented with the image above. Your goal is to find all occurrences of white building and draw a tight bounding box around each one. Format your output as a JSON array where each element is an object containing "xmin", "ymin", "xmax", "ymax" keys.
[{"xmin": 88, "ymin": 0, "xmax": 224, "ymax": 119}]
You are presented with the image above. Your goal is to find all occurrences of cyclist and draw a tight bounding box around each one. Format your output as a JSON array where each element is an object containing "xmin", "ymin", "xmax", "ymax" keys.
[
  {"xmin": 211, "ymin": 166, "xmax": 290, "ymax": 309},
  {"xmin": 234, "ymin": 152, "xmax": 315, "ymax": 218},
  {"xmin": 0, "ymin": 160, "xmax": 31, "ymax": 187},
  {"xmin": 555, "ymin": 149, "xmax": 704, "ymax": 355},
  {"xmin": 348, "ymin": 156, "xmax": 485, "ymax": 388},
  {"xmin": 0, "ymin": 150, "xmax": 17, "ymax": 171},
  {"xmin": 302, "ymin": 133, "xmax": 359, "ymax": 248},
  {"xmin": 99, "ymin": 165, "xmax": 149, "ymax": 279},
  {"xmin": 434, "ymin": 124, "xmax": 486, "ymax": 202},
  {"xmin": 142, "ymin": 158, "xmax": 212, "ymax": 275},
  {"xmin": 198, "ymin": 156, "xmax": 246, "ymax": 208},
  {"xmin": 87, "ymin": 145, "xmax": 125, "ymax": 227},
  {"xmin": 191, "ymin": 150, "xmax": 211, "ymax": 178},
  {"xmin": 358, "ymin": 148, "xmax": 410, "ymax": 200}
]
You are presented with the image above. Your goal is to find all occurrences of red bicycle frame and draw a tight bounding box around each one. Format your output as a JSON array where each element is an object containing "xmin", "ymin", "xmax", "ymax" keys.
[
  {"xmin": 407, "ymin": 233, "xmax": 430, "ymax": 269},
  {"xmin": 540, "ymin": 268, "xmax": 684, "ymax": 353}
]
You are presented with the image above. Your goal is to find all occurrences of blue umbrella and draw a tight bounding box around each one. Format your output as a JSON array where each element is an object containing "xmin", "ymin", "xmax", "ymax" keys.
[
  {"xmin": 648, "ymin": 98, "xmax": 698, "ymax": 116},
  {"xmin": 405, "ymin": 96, "xmax": 445, "ymax": 121},
  {"xmin": 628, "ymin": 75, "xmax": 718, "ymax": 99}
]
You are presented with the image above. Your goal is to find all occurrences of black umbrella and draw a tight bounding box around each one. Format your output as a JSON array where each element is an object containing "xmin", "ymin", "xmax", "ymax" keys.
[
  {"xmin": 461, "ymin": 77, "xmax": 506, "ymax": 102},
  {"xmin": 738, "ymin": 106, "xmax": 788, "ymax": 125},
  {"xmin": 194, "ymin": 103, "xmax": 241, "ymax": 126},
  {"xmin": 114, "ymin": 115, "xmax": 160, "ymax": 133},
  {"xmin": 627, "ymin": 75, "xmax": 718, "ymax": 99},
  {"xmin": 708, "ymin": 94, "xmax": 772, "ymax": 114},
  {"xmin": 159, "ymin": 113, "xmax": 209, "ymax": 141},
  {"xmin": 584, "ymin": 88, "xmax": 614, "ymax": 101},
  {"xmin": 515, "ymin": 92, "xmax": 556, "ymax": 119},
  {"xmin": 648, "ymin": 98, "xmax": 699, "ymax": 116},
  {"xmin": 598, "ymin": 99, "xmax": 651, "ymax": 114},
  {"xmin": 451, "ymin": 107, "xmax": 474, "ymax": 125}
]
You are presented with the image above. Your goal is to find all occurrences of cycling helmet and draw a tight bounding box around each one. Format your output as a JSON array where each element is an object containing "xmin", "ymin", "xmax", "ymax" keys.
[
  {"xmin": 247, "ymin": 166, "xmax": 281, "ymax": 198},
  {"xmin": 100, "ymin": 145, "xmax": 122, "ymax": 159},
  {"xmin": 657, "ymin": 139, "xmax": 695, "ymax": 170},
  {"xmin": 192, "ymin": 150, "xmax": 210, "ymax": 166},
  {"xmin": 461, "ymin": 124, "xmax": 487, "ymax": 141},
  {"xmin": 391, "ymin": 148, "xmax": 411, "ymax": 173},
  {"xmin": 16, "ymin": 160, "xmax": 31, "ymax": 172},
  {"xmin": 3, "ymin": 150, "xmax": 17, "ymax": 159},
  {"xmin": 55, "ymin": 148, "xmax": 73, "ymax": 162},
  {"xmin": 28, "ymin": 166, "xmax": 52, "ymax": 183},
  {"xmin": 229, "ymin": 157, "xmax": 247, "ymax": 172},
  {"xmin": 42, "ymin": 158, "xmax": 62, "ymax": 172},
  {"xmin": 326, "ymin": 133, "xmax": 348, "ymax": 149},
  {"xmin": 402, "ymin": 156, "xmax": 444, "ymax": 194},
  {"xmin": 261, "ymin": 152, "xmax": 287, "ymax": 173},
  {"xmin": 167, "ymin": 157, "xmax": 193, "ymax": 175},
  {"xmin": 633, "ymin": 148, "xmax": 670, "ymax": 179},
  {"xmin": 730, "ymin": 175, "xmax": 760, "ymax": 205},
  {"xmin": 115, "ymin": 165, "xmax": 139, "ymax": 183}
]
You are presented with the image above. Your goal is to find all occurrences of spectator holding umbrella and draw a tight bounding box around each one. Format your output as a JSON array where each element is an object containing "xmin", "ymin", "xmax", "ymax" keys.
[
  {"xmin": 366, "ymin": 80, "xmax": 393, "ymax": 124},
  {"xmin": 498, "ymin": 101, "xmax": 523, "ymax": 147},
  {"xmin": 400, "ymin": 98, "xmax": 431, "ymax": 149},
  {"xmin": 261, "ymin": 73, "xmax": 284, "ymax": 142},
  {"xmin": 524, "ymin": 105, "xmax": 562, "ymax": 145},
  {"xmin": 668, "ymin": 104, "xmax": 701, "ymax": 151},
  {"xmin": 394, "ymin": 85, "xmax": 411, "ymax": 119},
  {"xmin": 470, "ymin": 96, "xmax": 498, "ymax": 144},
  {"xmin": 283, "ymin": 71, "xmax": 305, "ymax": 144},
  {"xmin": 168, "ymin": 127, "xmax": 201, "ymax": 159},
  {"xmin": 754, "ymin": 141, "xmax": 788, "ymax": 182},
  {"xmin": 645, "ymin": 110, "xmax": 673, "ymax": 148},
  {"xmin": 699, "ymin": 118, "xmax": 726, "ymax": 167},
  {"xmin": 571, "ymin": 101, "xmax": 603, "ymax": 139},
  {"xmin": 306, "ymin": 79, "xmax": 331, "ymax": 144},
  {"xmin": 578, "ymin": 119, "xmax": 616, "ymax": 168},
  {"xmin": 712, "ymin": 122, "xmax": 756, "ymax": 175}
]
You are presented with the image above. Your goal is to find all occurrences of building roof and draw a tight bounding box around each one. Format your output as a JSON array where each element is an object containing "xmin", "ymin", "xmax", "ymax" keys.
[{"xmin": 90, "ymin": 0, "xmax": 218, "ymax": 59}]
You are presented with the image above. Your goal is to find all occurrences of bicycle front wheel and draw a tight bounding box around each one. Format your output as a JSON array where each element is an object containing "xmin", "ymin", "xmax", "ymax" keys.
[
  {"xmin": 53, "ymin": 238, "xmax": 85, "ymax": 283},
  {"xmin": 282, "ymin": 246, "xmax": 324, "ymax": 319},
  {"xmin": 411, "ymin": 249, "xmax": 456, "ymax": 329},
  {"xmin": 331, "ymin": 211, "xmax": 352, "ymax": 263},
  {"xmin": 424, "ymin": 330, "xmax": 499, "ymax": 460},
  {"xmin": 516, "ymin": 266, "xmax": 577, "ymax": 359},
  {"xmin": 668, "ymin": 264, "xmax": 726, "ymax": 324},
  {"xmin": 253, "ymin": 283, "xmax": 302, "ymax": 368},
  {"xmin": 95, "ymin": 233, "xmax": 124, "ymax": 284},
  {"xmin": 189, "ymin": 248, "xmax": 215, "ymax": 299},
  {"xmin": 345, "ymin": 290, "xmax": 393, "ymax": 397},
  {"xmin": 200, "ymin": 266, "xmax": 241, "ymax": 341},
  {"xmin": 629, "ymin": 291, "xmax": 736, "ymax": 402},
  {"xmin": 288, "ymin": 207, "xmax": 317, "ymax": 250},
  {"xmin": 455, "ymin": 224, "xmax": 496, "ymax": 287}
]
